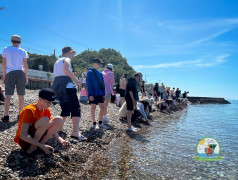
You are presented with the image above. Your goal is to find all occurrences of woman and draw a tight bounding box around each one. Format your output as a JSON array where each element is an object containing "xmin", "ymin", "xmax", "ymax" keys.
[
  {"xmin": 102, "ymin": 63, "xmax": 115, "ymax": 123},
  {"xmin": 119, "ymin": 74, "xmax": 127, "ymax": 106}
]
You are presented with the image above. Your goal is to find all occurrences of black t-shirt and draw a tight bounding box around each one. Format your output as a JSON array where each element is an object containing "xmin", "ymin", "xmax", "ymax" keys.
[
  {"xmin": 153, "ymin": 86, "xmax": 159, "ymax": 95},
  {"xmin": 176, "ymin": 90, "xmax": 181, "ymax": 98},
  {"xmin": 125, "ymin": 77, "xmax": 139, "ymax": 101},
  {"xmin": 182, "ymin": 92, "xmax": 187, "ymax": 98}
]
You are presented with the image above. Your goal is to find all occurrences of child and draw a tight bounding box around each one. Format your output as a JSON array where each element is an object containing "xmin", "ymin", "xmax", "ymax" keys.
[
  {"xmin": 14, "ymin": 88, "xmax": 70, "ymax": 157},
  {"xmin": 80, "ymin": 85, "xmax": 89, "ymax": 103},
  {"xmin": 86, "ymin": 58, "xmax": 108, "ymax": 129}
]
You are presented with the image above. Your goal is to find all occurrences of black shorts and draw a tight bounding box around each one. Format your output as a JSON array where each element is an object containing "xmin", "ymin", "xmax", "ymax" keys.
[
  {"xmin": 60, "ymin": 88, "xmax": 81, "ymax": 117},
  {"xmin": 125, "ymin": 97, "xmax": 134, "ymax": 111},
  {"xmin": 119, "ymin": 89, "xmax": 126, "ymax": 97},
  {"xmin": 19, "ymin": 124, "xmax": 47, "ymax": 151},
  {"xmin": 89, "ymin": 95, "xmax": 104, "ymax": 105}
]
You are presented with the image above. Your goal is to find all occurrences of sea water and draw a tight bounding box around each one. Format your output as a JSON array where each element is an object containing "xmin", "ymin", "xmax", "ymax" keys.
[{"xmin": 87, "ymin": 101, "xmax": 238, "ymax": 179}]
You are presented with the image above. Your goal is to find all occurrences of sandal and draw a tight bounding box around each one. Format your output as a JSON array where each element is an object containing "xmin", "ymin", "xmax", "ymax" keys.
[{"xmin": 70, "ymin": 135, "xmax": 87, "ymax": 141}]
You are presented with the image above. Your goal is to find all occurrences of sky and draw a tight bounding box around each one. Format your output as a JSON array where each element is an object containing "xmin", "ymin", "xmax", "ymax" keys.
[{"xmin": 0, "ymin": 0, "xmax": 238, "ymax": 99}]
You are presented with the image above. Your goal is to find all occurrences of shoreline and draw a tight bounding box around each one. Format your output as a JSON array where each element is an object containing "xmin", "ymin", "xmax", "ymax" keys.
[{"xmin": 0, "ymin": 88, "xmax": 186, "ymax": 179}]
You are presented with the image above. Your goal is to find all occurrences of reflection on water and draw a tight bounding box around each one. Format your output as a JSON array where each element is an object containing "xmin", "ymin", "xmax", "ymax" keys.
[{"xmin": 85, "ymin": 101, "xmax": 238, "ymax": 179}]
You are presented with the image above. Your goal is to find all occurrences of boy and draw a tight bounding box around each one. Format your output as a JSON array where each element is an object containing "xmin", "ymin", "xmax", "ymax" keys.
[
  {"xmin": 86, "ymin": 58, "xmax": 107, "ymax": 129},
  {"xmin": 1, "ymin": 35, "xmax": 28, "ymax": 122},
  {"xmin": 14, "ymin": 88, "xmax": 70, "ymax": 156}
]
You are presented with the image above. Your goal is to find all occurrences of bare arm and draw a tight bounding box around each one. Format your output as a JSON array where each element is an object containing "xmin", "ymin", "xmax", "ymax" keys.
[
  {"xmin": 63, "ymin": 58, "xmax": 79, "ymax": 85},
  {"xmin": 2, "ymin": 57, "xmax": 6, "ymax": 83},
  {"xmin": 23, "ymin": 58, "xmax": 28, "ymax": 84},
  {"xmin": 20, "ymin": 123, "xmax": 45, "ymax": 149}
]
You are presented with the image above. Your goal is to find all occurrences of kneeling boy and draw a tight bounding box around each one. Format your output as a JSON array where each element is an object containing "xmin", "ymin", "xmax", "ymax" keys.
[{"xmin": 14, "ymin": 88, "xmax": 70, "ymax": 156}]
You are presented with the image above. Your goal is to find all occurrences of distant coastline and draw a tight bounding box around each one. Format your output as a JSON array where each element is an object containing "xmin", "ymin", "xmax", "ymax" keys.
[{"xmin": 187, "ymin": 96, "xmax": 230, "ymax": 104}]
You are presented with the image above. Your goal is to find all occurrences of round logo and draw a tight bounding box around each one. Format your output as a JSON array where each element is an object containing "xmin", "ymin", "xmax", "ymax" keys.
[{"xmin": 196, "ymin": 137, "xmax": 220, "ymax": 158}]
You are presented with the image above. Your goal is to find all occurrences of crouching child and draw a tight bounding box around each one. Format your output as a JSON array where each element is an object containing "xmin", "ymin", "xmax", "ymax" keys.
[{"xmin": 14, "ymin": 88, "xmax": 70, "ymax": 157}]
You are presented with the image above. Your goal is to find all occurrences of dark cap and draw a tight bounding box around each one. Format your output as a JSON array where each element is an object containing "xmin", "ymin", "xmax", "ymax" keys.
[
  {"xmin": 62, "ymin": 46, "xmax": 76, "ymax": 55},
  {"xmin": 93, "ymin": 57, "xmax": 104, "ymax": 64},
  {"xmin": 39, "ymin": 88, "xmax": 56, "ymax": 101}
]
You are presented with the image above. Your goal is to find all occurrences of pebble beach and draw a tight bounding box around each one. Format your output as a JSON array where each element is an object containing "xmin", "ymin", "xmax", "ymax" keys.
[{"xmin": 0, "ymin": 86, "xmax": 172, "ymax": 179}]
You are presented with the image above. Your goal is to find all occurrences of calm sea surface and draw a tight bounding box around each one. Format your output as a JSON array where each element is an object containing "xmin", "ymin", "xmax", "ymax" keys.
[{"xmin": 87, "ymin": 101, "xmax": 238, "ymax": 179}]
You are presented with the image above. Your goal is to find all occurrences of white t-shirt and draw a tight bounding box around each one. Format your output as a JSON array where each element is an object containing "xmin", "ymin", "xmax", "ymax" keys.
[
  {"xmin": 81, "ymin": 72, "xmax": 87, "ymax": 83},
  {"xmin": 2, "ymin": 46, "xmax": 28, "ymax": 74},
  {"xmin": 54, "ymin": 57, "xmax": 68, "ymax": 77},
  {"xmin": 53, "ymin": 57, "xmax": 75, "ymax": 88}
]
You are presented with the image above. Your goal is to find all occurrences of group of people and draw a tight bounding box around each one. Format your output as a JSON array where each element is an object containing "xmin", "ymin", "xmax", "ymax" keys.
[{"xmin": 1, "ymin": 34, "xmax": 188, "ymax": 157}]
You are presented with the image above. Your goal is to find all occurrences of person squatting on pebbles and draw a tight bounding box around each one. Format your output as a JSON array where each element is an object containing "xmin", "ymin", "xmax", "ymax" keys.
[
  {"xmin": 52, "ymin": 46, "xmax": 87, "ymax": 141},
  {"xmin": 14, "ymin": 88, "xmax": 70, "ymax": 157},
  {"xmin": 86, "ymin": 58, "xmax": 108, "ymax": 130},
  {"xmin": 1, "ymin": 35, "xmax": 28, "ymax": 122},
  {"xmin": 102, "ymin": 63, "xmax": 115, "ymax": 124}
]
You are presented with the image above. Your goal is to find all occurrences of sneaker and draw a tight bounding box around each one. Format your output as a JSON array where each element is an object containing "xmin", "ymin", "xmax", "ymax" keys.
[
  {"xmin": 127, "ymin": 126, "xmax": 138, "ymax": 132},
  {"xmin": 99, "ymin": 123, "xmax": 108, "ymax": 129},
  {"xmin": 92, "ymin": 124, "xmax": 100, "ymax": 130},
  {"xmin": 1, "ymin": 115, "xmax": 9, "ymax": 122},
  {"xmin": 102, "ymin": 116, "xmax": 111, "ymax": 124}
]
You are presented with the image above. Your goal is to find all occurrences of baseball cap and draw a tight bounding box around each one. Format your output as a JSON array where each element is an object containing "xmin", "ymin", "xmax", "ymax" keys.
[
  {"xmin": 11, "ymin": 35, "xmax": 21, "ymax": 42},
  {"xmin": 93, "ymin": 57, "xmax": 105, "ymax": 64},
  {"xmin": 107, "ymin": 63, "xmax": 113, "ymax": 69},
  {"xmin": 39, "ymin": 88, "xmax": 56, "ymax": 101},
  {"xmin": 62, "ymin": 46, "xmax": 76, "ymax": 55}
]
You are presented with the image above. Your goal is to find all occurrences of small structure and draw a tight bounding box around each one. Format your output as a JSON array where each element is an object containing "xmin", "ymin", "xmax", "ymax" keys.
[{"xmin": 0, "ymin": 64, "xmax": 54, "ymax": 89}]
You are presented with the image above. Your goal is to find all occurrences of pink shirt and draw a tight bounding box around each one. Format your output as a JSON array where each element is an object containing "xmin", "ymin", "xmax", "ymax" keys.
[
  {"xmin": 102, "ymin": 68, "xmax": 115, "ymax": 96},
  {"xmin": 80, "ymin": 88, "xmax": 88, "ymax": 97}
]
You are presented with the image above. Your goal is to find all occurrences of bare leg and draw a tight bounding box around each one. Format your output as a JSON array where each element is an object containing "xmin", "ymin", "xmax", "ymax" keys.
[
  {"xmin": 98, "ymin": 103, "xmax": 104, "ymax": 122},
  {"xmin": 120, "ymin": 97, "xmax": 125, "ymax": 107},
  {"xmin": 127, "ymin": 110, "xmax": 133, "ymax": 128},
  {"xmin": 59, "ymin": 116, "xmax": 67, "ymax": 131},
  {"xmin": 41, "ymin": 116, "xmax": 63, "ymax": 144},
  {"xmin": 4, "ymin": 95, "xmax": 11, "ymax": 116},
  {"xmin": 18, "ymin": 95, "xmax": 24, "ymax": 114},
  {"xmin": 103, "ymin": 99, "xmax": 110, "ymax": 116},
  {"xmin": 91, "ymin": 104, "xmax": 96, "ymax": 123},
  {"xmin": 71, "ymin": 117, "xmax": 80, "ymax": 137},
  {"xmin": 27, "ymin": 117, "xmax": 50, "ymax": 154}
]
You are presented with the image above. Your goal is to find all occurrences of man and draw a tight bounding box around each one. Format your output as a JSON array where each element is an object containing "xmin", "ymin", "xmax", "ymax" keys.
[
  {"xmin": 52, "ymin": 46, "xmax": 86, "ymax": 140},
  {"xmin": 14, "ymin": 88, "xmax": 70, "ymax": 157},
  {"xmin": 86, "ymin": 58, "xmax": 108, "ymax": 129},
  {"xmin": 1, "ymin": 35, "xmax": 28, "ymax": 122},
  {"xmin": 102, "ymin": 63, "xmax": 115, "ymax": 123},
  {"xmin": 125, "ymin": 73, "xmax": 140, "ymax": 131}
]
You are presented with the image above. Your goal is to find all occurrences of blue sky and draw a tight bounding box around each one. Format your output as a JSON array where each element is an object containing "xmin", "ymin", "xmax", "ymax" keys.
[{"xmin": 0, "ymin": 0, "xmax": 238, "ymax": 99}]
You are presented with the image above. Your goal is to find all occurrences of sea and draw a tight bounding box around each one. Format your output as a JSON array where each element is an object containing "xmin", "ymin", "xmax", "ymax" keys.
[{"xmin": 86, "ymin": 100, "xmax": 238, "ymax": 179}]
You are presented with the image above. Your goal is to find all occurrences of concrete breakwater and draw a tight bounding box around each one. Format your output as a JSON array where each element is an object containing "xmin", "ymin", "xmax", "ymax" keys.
[{"xmin": 187, "ymin": 96, "xmax": 230, "ymax": 104}]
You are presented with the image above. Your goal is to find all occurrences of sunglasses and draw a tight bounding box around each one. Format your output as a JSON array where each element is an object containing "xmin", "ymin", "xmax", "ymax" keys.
[{"xmin": 12, "ymin": 40, "xmax": 21, "ymax": 44}]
